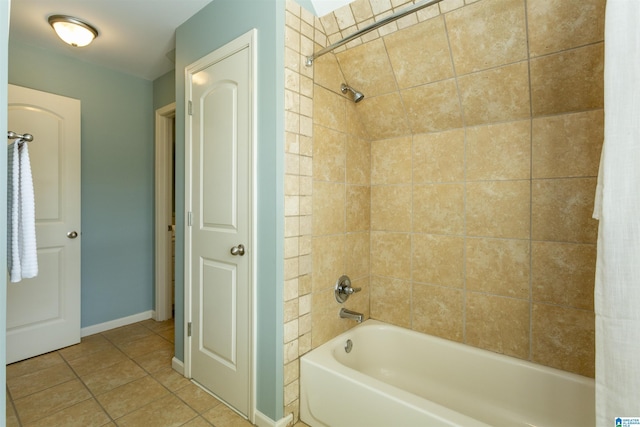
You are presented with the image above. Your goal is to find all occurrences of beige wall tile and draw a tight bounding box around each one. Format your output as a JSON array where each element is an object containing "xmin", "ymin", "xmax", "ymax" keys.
[
  {"xmin": 527, "ymin": 0, "xmax": 605, "ymax": 57},
  {"xmin": 284, "ymin": 299, "xmax": 299, "ymax": 323},
  {"xmin": 346, "ymin": 102, "xmax": 369, "ymax": 139},
  {"xmin": 356, "ymin": 92, "xmax": 411, "ymax": 139},
  {"xmin": 413, "ymin": 129, "xmax": 465, "ymax": 183},
  {"xmin": 285, "ymin": 174, "xmax": 300, "ymax": 196},
  {"xmin": 371, "ymin": 185, "xmax": 412, "ymax": 231},
  {"xmin": 334, "ymin": 4, "xmax": 356, "ymax": 30},
  {"xmin": 312, "ymin": 181, "xmax": 345, "ymax": 235},
  {"xmin": 337, "ymin": 38, "xmax": 398, "ymax": 97},
  {"xmin": 412, "ymin": 283, "xmax": 464, "ymax": 342},
  {"xmin": 311, "ymin": 235, "xmax": 346, "ymax": 293},
  {"xmin": 346, "ymin": 135, "xmax": 371, "ymax": 185},
  {"xmin": 532, "ymin": 110, "xmax": 604, "ymax": 179},
  {"xmin": 530, "ymin": 43, "xmax": 604, "ymax": 117},
  {"xmin": 371, "ymin": 0, "xmax": 393, "ymax": 15},
  {"xmin": 466, "ymin": 180, "xmax": 530, "ymax": 239},
  {"xmin": 299, "ymin": 274, "xmax": 312, "ymax": 296},
  {"xmin": 439, "ymin": 0, "xmax": 465, "ymax": 13},
  {"xmin": 284, "ymin": 278, "xmax": 299, "ymax": 302},
  {"xmin": 311, "ymin": 289, "xmax": 349, "ymax": 348},
  {"xmin": 370, "ymin": 275, "xmax": 411, "ymax": 328},
  {"xmin": 285, "ymin": 25, "xmax": 301, "ymax": 55},
  {"xmin": 370, "ymin": 232, "xmax": 412, "ymax": 280},
  {"xmin": 458, "ymin": 61, "xmax": 530, "ymax": 126},
  {"xmin": 320, "ymin": 12, "xmax": 340, "ymax": 36},
  {"xmin": 466, "ymin": 237, "xmax": 530, "ymax": 298},
  {"xmin": 412, "ymin": 234, "xmax": 464, "ymax": 288},
  {"xmin": 532, "ymin": 241, "xmax": 595, "ymax": 310},
  {"xmin": 466, "ymin": 293, "xmax": 530, "ymax": 359},
  {"xmin": 313, "ymin": 85, "xmax": 346, "ymax": 132},
  {"xmin": 346, "ymin": 231, "xmax": 370, "ymax": 279},
  {"xmin": 371, "ymin": 136, "xmax": 412, "ymax": 184},
  {"xmin": 532, "ymin": 178, "xmax": 598, "ymax": 243},
  {"xmin": 466, "ymin": 120, "xmax": 531, "ymax": 181},
  {"xmin": 417, "ymin": 4, "xmax": 441, "ymax": 21},
  {"xmin": 313, "ymin": 124, "xmax": 346, "ymax": 182},
  {"xmin": 314, "ymin": 65, "xmax": 348, "ymax": 97},
  {"xmin": 285, "ymin": 89, "xmax": 300, "ymax": 115},
  {"xmin": 346, "ymin": 185, "xmax": 371, "ymax": 232},
  {"xmin": 351, "ymin": 0, "xmax": 374, "ymax": 22},
  {"xmin": 532, "ymin": 303, "xmax": 595, "ymax": 377},
  {"xmin": 413, "ymin": 183, "xmax": 465, "ymax": 235},
  {"xmin": 384, "ymin": 16, "xmax": 454, "ymax": 88},
  {"xmin": 446, "ymin": 0, "xmax": 527, "ymax": 75},
  {"xmin": 284, "ymin": 257, "xmax": 299, "ymax": 281},
  {"xmin": 402, "ymin": 79, "xmax": 463, "ymax": 134}
]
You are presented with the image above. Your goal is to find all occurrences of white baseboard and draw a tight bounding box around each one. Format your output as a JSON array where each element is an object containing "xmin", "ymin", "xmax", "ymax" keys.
[
  {"xmin": 254, "ymin": 411, "xmax": 293, "ymax": 427},
  {"xmin": 80, "ymin": 310, "xmax": 154, "ymax": 337},
  {"xmin": 172, "ymin": 357, "xmax": 185, "ymax": 375}
]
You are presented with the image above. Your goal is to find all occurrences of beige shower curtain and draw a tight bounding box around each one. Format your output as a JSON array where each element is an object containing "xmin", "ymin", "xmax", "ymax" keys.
[{"xmin": 593, "ymin": 0, "xmax": 640, "ymax": 424}]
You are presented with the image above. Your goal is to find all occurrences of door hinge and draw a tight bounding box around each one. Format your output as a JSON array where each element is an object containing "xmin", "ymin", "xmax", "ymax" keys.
[
  {"xmin": 187, "ymin": 211, "xmax": 192, "ymax": 227},
  {"xmin": 187, "ymin": 322, "xmax": 192, "ymax": 337},
  {"xmin": 188, "ymin": 100, "xmax": 193, "ymax": 116}
]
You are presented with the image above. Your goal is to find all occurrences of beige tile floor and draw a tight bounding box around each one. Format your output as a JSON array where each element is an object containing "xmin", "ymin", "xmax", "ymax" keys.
[{"xmin": 5, "ymin": 319, "xmax": 260, "ymax": 427}]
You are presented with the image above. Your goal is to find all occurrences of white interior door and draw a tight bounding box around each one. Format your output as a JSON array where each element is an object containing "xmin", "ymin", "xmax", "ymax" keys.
[
  {"xmin": 185, "ymin": 29, "xmax": 256, "ymax": 417},
  {"xmin": 7, "ymin": 84, "xmax": 81, "ymax": 364}
]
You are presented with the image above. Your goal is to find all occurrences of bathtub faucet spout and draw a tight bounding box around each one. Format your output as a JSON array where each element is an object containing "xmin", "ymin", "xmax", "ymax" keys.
[{"xmin": 340, "ymin": 308, "xmax": 364, "ymax": 323}]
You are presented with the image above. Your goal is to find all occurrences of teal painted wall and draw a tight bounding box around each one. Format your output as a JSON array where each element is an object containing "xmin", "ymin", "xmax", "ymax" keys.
[
  {"xmin": 8, "ymin": 40, "xmax": 155, "ymax": 327},
  {"xmin": 1, "ymin": 1, "xmax": 10, "ymax": 420},
  {"xmin": 153, "ymin": 69, "xmax": 175, "ymax": 110},
  {"xmin": 175, "ymin": 0, "xmax": 285, "ymax": 420}
]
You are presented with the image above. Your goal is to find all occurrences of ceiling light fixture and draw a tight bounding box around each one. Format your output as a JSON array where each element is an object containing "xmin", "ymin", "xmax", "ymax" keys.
[{"xmin": 48, "ymin": 15, "xmax": 99, "ymax": 47}]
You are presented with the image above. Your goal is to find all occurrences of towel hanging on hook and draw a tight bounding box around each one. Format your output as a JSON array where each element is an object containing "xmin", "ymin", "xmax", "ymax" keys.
[{"xmin": 7, "ymin": 131, "xmax": 38, "ymax": 282}]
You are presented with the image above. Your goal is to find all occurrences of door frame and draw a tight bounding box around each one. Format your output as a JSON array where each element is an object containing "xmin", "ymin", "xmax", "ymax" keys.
[
  {"xmin": 155, "ymin": 102, "xmax": 175, "ymax": 322},
  {"xmin": 183, "ymin": 28, "xmax": 257, "ymax": 420}
]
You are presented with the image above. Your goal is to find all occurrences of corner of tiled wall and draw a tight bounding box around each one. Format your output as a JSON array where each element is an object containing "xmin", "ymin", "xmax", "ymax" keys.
[{"xmin": 283, "ymin": 0, "xmax": 317, "ymax": 424}]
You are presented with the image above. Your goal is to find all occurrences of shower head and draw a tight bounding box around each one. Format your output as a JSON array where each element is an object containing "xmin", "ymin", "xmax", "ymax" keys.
[{"xmin": 341, "ymin": 83, "xmax": 365, "ymax": 103}]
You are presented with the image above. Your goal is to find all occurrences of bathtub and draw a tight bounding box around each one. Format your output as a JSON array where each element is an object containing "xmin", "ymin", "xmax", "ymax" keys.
[{"xmin": 300, "ymin": 320, "xmax": 594, "ymax": 427}]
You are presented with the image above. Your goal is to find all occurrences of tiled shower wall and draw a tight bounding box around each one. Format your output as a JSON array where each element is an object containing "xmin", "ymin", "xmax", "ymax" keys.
[{"xmin": 284, "ymin": 0, "xmax": 604, "ymax": 422}]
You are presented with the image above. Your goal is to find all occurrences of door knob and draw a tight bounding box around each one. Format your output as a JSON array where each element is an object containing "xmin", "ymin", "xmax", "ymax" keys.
[
  {"xmin": 230, "ymin": 244, "xmax": 245, "ymax": 256},
  {"xmin": 67, "ymin": 231, "xmax": 78, "ymax": 239}
]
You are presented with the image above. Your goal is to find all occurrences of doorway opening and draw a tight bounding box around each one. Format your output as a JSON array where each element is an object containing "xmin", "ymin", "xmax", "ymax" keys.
[{"xmin": 155, "ymin": 102, "xmax": 176, "ymax": 322}]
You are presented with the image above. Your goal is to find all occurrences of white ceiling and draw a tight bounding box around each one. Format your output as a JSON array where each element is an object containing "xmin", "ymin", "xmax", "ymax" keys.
[
  {"xmin": 9, "ymin": 0, "xmax": 355, "ymax": 81},
  {"xmin": 9, "ymin": 0, "xmax": 214, "ymax": 81},
  {"xmin": 308, "ymin": 0, "xmax": 355, "ymax": 17}
]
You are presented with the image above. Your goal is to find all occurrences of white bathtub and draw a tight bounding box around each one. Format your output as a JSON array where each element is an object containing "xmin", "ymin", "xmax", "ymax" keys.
[{"xmin": 300, "ymin": 320, "xmax": 594, "ymax": 427}]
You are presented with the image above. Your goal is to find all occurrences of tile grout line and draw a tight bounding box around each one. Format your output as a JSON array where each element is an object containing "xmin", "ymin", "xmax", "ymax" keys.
[{"xmin": 6, "ymin": 320, "xmax": 190, "ymax": 427}]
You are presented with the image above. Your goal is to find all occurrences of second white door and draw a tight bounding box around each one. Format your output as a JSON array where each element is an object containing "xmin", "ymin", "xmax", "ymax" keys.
[
  {"xmin": 185, "ymin": 29, "xmax": 255, "ymax": 418},
  {"xmin": 7, "ymin": 84, "xmax": 82, "ymax": 364}
]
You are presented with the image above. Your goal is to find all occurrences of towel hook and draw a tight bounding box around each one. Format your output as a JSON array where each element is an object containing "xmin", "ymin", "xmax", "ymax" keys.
[{"xmin": 7, "ymin": 131, "xmax": 34, "ymax": 142}]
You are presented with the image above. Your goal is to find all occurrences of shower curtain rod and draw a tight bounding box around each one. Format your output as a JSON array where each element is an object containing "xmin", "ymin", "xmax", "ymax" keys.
[
  {"xmin": 305, "ymin": 0, "xmax": 445, "ymax": 66},
  {"xmin": 7, "ymin": 131, "xmax": 34, "ymax": 142}
]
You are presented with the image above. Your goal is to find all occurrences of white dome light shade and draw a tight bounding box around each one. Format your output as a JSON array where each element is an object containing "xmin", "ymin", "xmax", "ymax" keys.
[{"xmin": 48, "ymin": 15, "xmax": 98, "ymax": 47}]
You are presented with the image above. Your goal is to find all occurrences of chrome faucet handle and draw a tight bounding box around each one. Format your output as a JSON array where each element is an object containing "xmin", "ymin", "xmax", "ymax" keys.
[
  {"xmin": 345, "ymin": 285, "xmax": 361, "ymax": 294},
  {"xmin": 335, "ymin": 275, "xmax": 360, "ymax": 303}
]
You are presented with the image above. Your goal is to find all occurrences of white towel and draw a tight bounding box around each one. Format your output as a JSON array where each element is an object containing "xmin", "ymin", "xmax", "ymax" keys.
[{"xmin": 7, "ymin": 139, "xmax": 38, "ymax": 282}]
